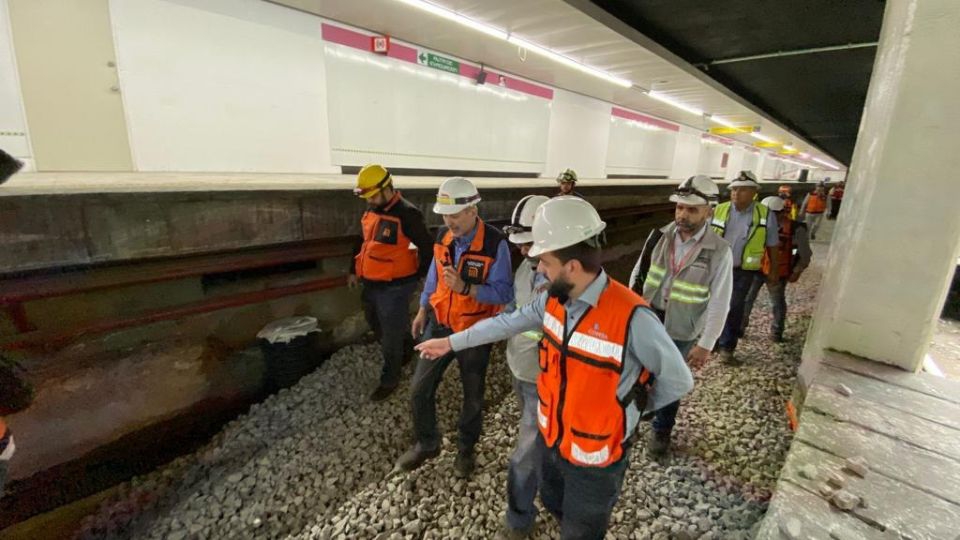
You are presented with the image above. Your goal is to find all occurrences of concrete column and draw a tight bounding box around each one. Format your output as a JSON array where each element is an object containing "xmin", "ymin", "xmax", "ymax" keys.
[
  {"xmin": 724, "ymin": 145, "xmax": 746, "ymax": 180},
  {"xmin": 800, "ymin": 0, "xmax": 960, "ymax": 383},
  {"xmin": 669, "ymin": 125, "xmax": 701, "ymax": 179}
]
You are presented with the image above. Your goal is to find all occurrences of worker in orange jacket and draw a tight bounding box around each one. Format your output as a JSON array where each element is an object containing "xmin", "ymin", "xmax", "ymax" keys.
[
  {"xmin": 1, "ymin": 417, "xmax": 14, "ymax": 496},
  {"xmin": 799, "ymin": 182, "xmax": 829, "ymax": 240},
  {"xmin": 348, "ymin": 164, "xmax": 434, "ymax": 401},
  {"xmin": 740, "ymin": 196, "xmax": 812, "ymax": 342}
]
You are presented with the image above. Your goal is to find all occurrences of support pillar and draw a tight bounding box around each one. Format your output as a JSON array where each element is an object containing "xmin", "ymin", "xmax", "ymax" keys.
[{"xmin": 800, "ymin": 0, "xmax": 960, "ymax": 383}]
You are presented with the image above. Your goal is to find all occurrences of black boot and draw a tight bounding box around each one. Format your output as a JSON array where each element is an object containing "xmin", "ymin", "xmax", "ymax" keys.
[
  {"xmin": 454, "ymin": 448, "xmax": 476, "ymax": 478},
  {"xmin": 394, "ymin": 443, "xmax": 440, "ymax": 472},
  {"xmin": 647, "ymin": 429, "xmax": 672, "ymax": 457}
]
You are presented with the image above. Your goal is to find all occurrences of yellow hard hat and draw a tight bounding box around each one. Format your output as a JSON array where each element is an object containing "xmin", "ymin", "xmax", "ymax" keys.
[{"xmin": 354, "ymin": 164, "xmax": 392, "ymax": 199}]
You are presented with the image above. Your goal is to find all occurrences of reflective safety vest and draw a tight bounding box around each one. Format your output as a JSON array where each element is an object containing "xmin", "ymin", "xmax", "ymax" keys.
[
  {"xmin": 806, "ymin": 193, "xmax": 827, "ymax": 214},
  {"xmin": 537, "ymin": 279, "xmax": 651, "ymax": 468},
  {"xmin": 355, "ymin": 192, "xmax": 420, "ymax": 282},
  {"xmin": 711, "ymin": 202, "xmax": 769, "ymax": 271},
  {"xmin": 830, "ymin": 187, "xmax": 844, "ymax": 201},
  {"xmin": 429, "ymin": 219, "xmax": 505, "ymax": 332},
  {"xmin": 783, "ymin": 198, "xmax": 798, "ymax": 221},
  {"xmin": 643, "ymin": 223, "xmax": 728, "ymax": 341},
  {"xmin": 762, "ymin": 214, "xmax": 795, "ymax": 278}
]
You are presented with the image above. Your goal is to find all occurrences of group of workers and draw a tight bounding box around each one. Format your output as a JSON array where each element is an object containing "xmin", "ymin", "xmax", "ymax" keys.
[{"xmin": 349, "ymin": 164, "xmax": 829, "ymax": 539}]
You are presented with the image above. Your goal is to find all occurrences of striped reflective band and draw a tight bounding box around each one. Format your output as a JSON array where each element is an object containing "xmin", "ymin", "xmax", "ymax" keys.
[
  {"xmin": 711, "ymin": 218, "xmax": 726, "ymax": 230},
  {"xmin": 436, "ymin": 193, "xmax": 481, "ymax": 205},
  {"xmin": 537, "ymin": 406, "xmax": 549, "ymax": 429},
  {"xmin": 543, "ymin": 312, "xmax": 564, "ymax": 341},
  {"xmin": 568, "ymin": 332, "xmax": 623, "ymax": 365},
  {"xmin": 645, "ymin": 264, "xmax": 666, "ymax": 288},
  {"xmin": 571, "ymin": 442, "xmax": 609, "ymax": 466}
]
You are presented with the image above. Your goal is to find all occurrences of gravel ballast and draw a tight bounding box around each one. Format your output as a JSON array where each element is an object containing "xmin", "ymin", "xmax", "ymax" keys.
[{"xmin": 71, "ymin": 241, "xmax": 827, "ymax": 540}]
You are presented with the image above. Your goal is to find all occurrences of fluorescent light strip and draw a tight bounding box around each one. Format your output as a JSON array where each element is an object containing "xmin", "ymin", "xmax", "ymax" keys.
[
  {"xmin": 709, "ymin": 115, "xmax": 738, "ymax": 128},
  {"xmin": 783, "ymin": 144, "xmax": 796, "ymax": 152},
  {"xmin": 507, "ymin": 36, "xmax": 632, "ymax": 87},
  {"xmin": 749, "ymin": 132, "xmax": 778, "ymax": 144},
  {"xmin": 646, "ymin": 91, "xmax": 703, "ymax": 116},
  {"xmin": 812, "ymin": 157, "xmax": 840, "ymax": 170},
  {"xmin": 394, "ymin": 0, "xmax": 507, "ymax": 39}
]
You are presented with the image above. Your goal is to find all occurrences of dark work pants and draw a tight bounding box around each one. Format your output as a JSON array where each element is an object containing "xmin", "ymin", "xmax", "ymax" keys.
[
  {"xmin": 410, "ymin": 313, "xmax": 492, "ymax": 453},
  {"xmin": 829, "ymin": 199, "xmax": 842, "ymax": 219},
  {"xmin": 741, "ymin": 275, "xmax": 788, "ymax": 338},
  {"xmin": 651, "ymin": 339, "xmax": 695, "ymax": 433},
  {"xmin": 718, "ymin": 269, "xmax": 762, "ymax": 352},
  {"xmin": 361, "ymin": 280, "xmax": 417, "ymax": 388},
  {"xmin": 538, "ymin": 435, "xmax": 630, "ymax": 540},
  {"xmin": 506, "ymin": 380, "xmax": 543, "ymax": 531}
]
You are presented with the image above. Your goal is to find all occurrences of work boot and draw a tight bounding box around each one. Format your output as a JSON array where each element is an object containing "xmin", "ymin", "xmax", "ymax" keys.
[
  {"xmin": 494, "ymin": 523, "xmax": 532, "ymax": 540},
  {"xmin": 647, "ymin": 429, "xmax": 672, "ymax": 457},
  {"xmin": 369, "ymin": 384, "xmax": 397, "ymax": 402},
  {"xmin": 718, "ymin": 349, "xmax": 741, "ymax": 366},
  {"xmin": 454, "ymin": 449, "xmax": 476, "ymax": 478},
  {"xmin": 394, "ymin": 443, "xmax": 440, "ymax": 472}
]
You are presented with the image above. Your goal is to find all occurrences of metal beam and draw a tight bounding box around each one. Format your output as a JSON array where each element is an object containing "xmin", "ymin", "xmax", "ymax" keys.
[{"xmin": 709, "ymin": 42, "xmax": 879, "ymax": 66}]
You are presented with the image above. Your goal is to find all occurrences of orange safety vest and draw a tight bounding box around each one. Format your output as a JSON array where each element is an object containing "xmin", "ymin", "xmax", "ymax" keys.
[
  {"xmin": 806, "ymin": 193, "xmax": 827, "ymax": 214},
  {"xmin": 355, "ymin": 192, "xmax": 420, "ymax": 282},
  {"xmin": 762, "ymin": 216, "xmax": 795, "ymax": 278},
  {"xmin": 429, "ymin": 219, "xmax": 504, "ymax": 332},
  {"xmin": 831, "ymin": 187, "xmax": 844, "ymax": 200},
  {"xmin": 537, "ymin": 278, "xmax": 651, "ymax": 468}
]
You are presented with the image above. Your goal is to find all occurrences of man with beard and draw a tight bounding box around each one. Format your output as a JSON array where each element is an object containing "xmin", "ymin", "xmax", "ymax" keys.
[
  {"xmin": 416, "ymin": 197, "xmax": 692, "ymax": 539},
  {"xmin": 555, "ymin": 168, "xmax": 583, "ymax": 198},
  {"xmin": 628, "ymin": 175, "xmax": 733, "ymax": 456}
]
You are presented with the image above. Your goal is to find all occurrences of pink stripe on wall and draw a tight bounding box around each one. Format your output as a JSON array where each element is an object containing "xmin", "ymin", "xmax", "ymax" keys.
[
  {"xmin": 321, "ymin": 23, "xmax": 368, "ymax": 50},
  {"xmin": 321, "ymin": 22, "xmax": 552, "ymax": 100},
  {"xmin": 610, "ymin": 107, "xmax": 680, "ymax": 132}
]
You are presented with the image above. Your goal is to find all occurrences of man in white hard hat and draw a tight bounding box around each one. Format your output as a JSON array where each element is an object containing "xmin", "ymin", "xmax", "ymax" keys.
[
  {"xmin": 395, "ymin": 177, "xmax": 515, "ymax": 478},
  {"xmin": 490, "ymin": 195, "xmax": 550, "ymax": 538},
  {"xmin": 628, "ymin": 175, "xmax": 733, "ymax": 456},
  {"xmin": 416, "ymin": 197, "xmax": 693, "ymax": 539},
  {"xmin": 739, "ymin": 196, "xmax": 812, "ymax": 342},
  {"xmin": 710, "ymin": 170, "xmax": 779, "ymax": 365}
]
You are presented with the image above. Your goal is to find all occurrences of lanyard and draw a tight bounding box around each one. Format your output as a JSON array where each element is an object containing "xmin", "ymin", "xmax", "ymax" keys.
[{"xmin": 669, "ymin": 234, "xmax": 704, "ymax": 277}]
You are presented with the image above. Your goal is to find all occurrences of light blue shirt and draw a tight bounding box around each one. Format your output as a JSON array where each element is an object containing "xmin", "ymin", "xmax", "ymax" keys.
[
  {"xmin": 419, "ymin": 220, "xmax": 514, "ymax": 308},
  {"xmin": 449, "ymin": 271, "xmax": 694, "ymax": 439},
  {"xmin": 724, "ymin": 202, "xmax": 778, "ymax": 269}
]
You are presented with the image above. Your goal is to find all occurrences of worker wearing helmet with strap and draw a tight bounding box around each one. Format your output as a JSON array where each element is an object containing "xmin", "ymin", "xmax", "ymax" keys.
[
  {"xmin": 740, "ymin": 196, "xmax": 812, "ymax": 342},
  {"xmin": 417, "ymin": 197, "xmax": 693, "ymax": 539},
  {"xmin": 349, "ymin": 164, "xmax": 434, "ymax": 401},
  {"xmin": 555, "ymin": 168, "xmax": 583, "ymax": 198},
  {"xmin": 628, "ymin": 175, "xmax": 733, "ymax": 457},
  {"xmin": 395, "ymin": 177, "xmax": 514, "ymax": 478},
  {"xmin": 711, "ymin": 170, "xmax": 779, "ymax": 365}
]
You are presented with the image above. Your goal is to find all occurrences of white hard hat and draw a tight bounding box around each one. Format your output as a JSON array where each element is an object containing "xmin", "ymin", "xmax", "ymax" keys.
[
  {"xmin": 433, "ymin": 177, "xmax": 481, "ymax": 215},
  {"xmin": 729, "ymin": 170, "xmax": 760, "ymax": 189},
  {"xmin": 528, "ymin": 197, "xmax": 606, "ymax": 258},
  {"xmin": 504, "ymin": 195, "xmax": 549, "ymax": 244},
  {"xmin": 761, "ymin": 195, "xmax": 785, "ymax": 212},
  {"xmin": 670, "ymin": 175, "xmax": 719, "ymax": 206}
]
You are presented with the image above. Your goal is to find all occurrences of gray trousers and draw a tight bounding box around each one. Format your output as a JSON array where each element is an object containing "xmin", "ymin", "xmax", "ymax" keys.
[
  {"xmin": 805, "ymin": 212, "xmax": 825, "ymax": 238},
  {"xmin": 506, "ymin": 379, "xmax": 543, "ymax": 531}
]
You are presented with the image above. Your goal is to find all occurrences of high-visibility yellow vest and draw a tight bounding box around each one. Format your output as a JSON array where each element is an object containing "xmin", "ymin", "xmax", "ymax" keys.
[{"xmin": 711, "ymin": 202, "xmax": 768, "ymax": 271}]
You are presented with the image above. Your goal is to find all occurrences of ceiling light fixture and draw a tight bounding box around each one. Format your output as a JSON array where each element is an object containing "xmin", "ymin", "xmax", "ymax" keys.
[
  {"xmin": 507, "ymin": 35, "xmax": 632, "ymax": 87},
  {"xmin": 708, "ymin": 115, "xmax": 738, "ymax": 128},
  {"xmin": 812, "ymin": 157, "xmax": 840, "ymax": 170},
  {"xmin": 645, "ymin": 91, "xmax": 703, "ymax": 116},
  {"xmin": 394, "ymin": 0, "xmax": 507, "ymax": 39},
  {"xmin": 749, "ymin": 132, "xmax": 778, "ymax": 144}
]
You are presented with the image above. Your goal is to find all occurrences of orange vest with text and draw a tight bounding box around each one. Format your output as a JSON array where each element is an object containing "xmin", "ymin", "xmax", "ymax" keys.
[
  {"xmin": 806, "ymin": 193, "xmax": 827, "ymax": 214},
  {"xmin": 537, "ymin": 279, "xmax": 651, "ymax": 468},
  {"xmin": 762, "ymin": 215, "xmax": 795, "ymax": 278},
  {"xmin": 429, "ymin": 219, "xmax": 504, "ymax": 332},
  {"xmin": 355, "ymin": 192, "xmax": 420, "ymax": 282}
]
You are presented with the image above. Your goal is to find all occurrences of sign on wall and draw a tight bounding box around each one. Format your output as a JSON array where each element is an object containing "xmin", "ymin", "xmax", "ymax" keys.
[{"xmin": 417, "ymin": 51, "xmax": 460, "ymax": 74}]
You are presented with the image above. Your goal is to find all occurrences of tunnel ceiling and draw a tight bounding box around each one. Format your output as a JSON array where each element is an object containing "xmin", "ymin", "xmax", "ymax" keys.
[{"xmin": 586, "ymin": 0, "xmax": 886, "ymax": 165}]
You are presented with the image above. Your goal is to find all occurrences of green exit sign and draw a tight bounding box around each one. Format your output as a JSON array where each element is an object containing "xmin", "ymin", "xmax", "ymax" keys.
[{"xmin": 417, "ymin": 50, "xmax": 460, "ymax": 74}]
